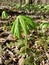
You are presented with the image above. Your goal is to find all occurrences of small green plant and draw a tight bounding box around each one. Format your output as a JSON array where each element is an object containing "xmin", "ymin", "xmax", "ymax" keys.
[
  {"xmin": 11, "ymin": 15, "xmax": 48, "ymax": 65},
  {"xmin": 2, "ymin": 11, "xmax": 8, "ymax": 19},
  {"xmin": 40, "ymin": 23, "xmax": 49, "ymax": 33},
  {"xmin": 11, "ymin": 15, "xmax": 37, "ymax": 54},
  {"xmin": 11, "ymin": 15, "xmax": 37, "ymax": 39}
]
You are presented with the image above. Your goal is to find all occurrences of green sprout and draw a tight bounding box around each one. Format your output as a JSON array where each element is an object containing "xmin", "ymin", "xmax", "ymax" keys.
[
  {"xmin": 11, "ymin": 15, "xmax": 37, "ymax": 54},
  {"xmin": 11, "ymin": 15, "xmax": 37, "ymax": 39},
  {"xmin": 2, "ymin": 11, "xmax": 8, "ymax": 19},
  {"xmin": 40, "ymin": 23, "xmax": 49, "ymax": 33}
]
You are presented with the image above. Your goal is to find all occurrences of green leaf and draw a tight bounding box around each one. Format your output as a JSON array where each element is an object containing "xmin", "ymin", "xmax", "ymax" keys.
[
  {"xmin": 40, "ymin": 23, "xmax": 49, "ymax": 29},
  {"xmin": 11, "ymin": 21, "xmax": 16, "ymax": 34},
  {"xmin": 2, "ymin": 11, "xmax": 8, "ymax": 19},
  {"xmin": 14, "ymin": 18, "xmax": 21, "ymax": 38},
  {"xmin": 11, "ymin": 18, "xmax": 21, "ymax": 38},
  {"xmin": 20, "ymin": 15, "xmax": 37, "ymax": 29},
  {"xmin": 19, "ymin": 17, "xmax": 28, "ymax": 35},
  {"xmin": 11, "ymin": 15, "xmax": 37, "ymax": 39}
]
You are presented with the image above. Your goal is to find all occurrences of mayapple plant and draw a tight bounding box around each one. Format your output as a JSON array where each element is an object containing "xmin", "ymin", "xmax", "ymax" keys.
[
  {"xmin": 11, "ymin": 15, "xmax": 37, "ymax": 39},
  {"xmin": 2, "ymin": 11, "xmax": 8, "ymax": 19},
  {"xmin": 11, "ymin": 15, "xmax": 37, "ymax": 54},
  {"xmin": 40, "ymin": 22, "xmax": 49, "ymax": 33}
]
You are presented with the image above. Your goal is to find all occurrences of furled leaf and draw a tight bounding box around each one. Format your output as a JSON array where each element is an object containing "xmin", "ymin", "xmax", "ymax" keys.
[
  {"xmin": 19, "ymin": 16, "xmax": 28, "ymax": 35},
  {"xmin": 11, "ymin": 15, "xmax": 37, "ymax": 39},
  {"xmin": 20, "ymin": 15, "xmax": 37, "ymax": 29},
  {"xmin": 40, "ymin": 23, "xmax": 49, "ymax": 29},
  {"xmin": 11, "ymin": 18, "xmax": 21, "ymax": 38},
  {"xmin": 11, "ymin": 21, "xmax": 16, "ymax": 34},
  {"xmin": 2, "ymin": 11, "xmax": 8, "ymax": 19},
  {"xmin": 40, "ymin": 23, "xmax": 49, "ymax": 33}
]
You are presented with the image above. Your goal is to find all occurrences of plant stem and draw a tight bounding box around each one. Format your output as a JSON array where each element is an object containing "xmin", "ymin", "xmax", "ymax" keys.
[{"xmin": 25, "ymin": 35, "xmax": 28, "ymax": 53}]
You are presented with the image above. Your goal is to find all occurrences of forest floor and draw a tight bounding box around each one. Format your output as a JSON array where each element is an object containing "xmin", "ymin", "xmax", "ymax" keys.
[{"xmin": 0, "ymin": 10, "xmax": 49, "ymax": 65}]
